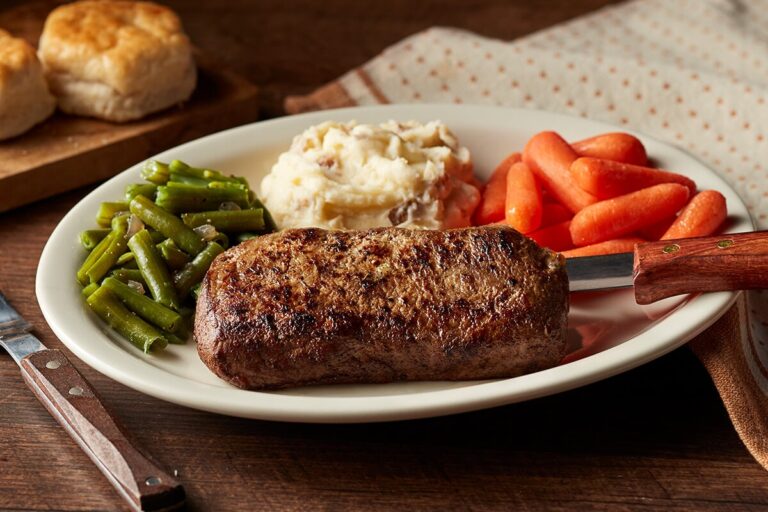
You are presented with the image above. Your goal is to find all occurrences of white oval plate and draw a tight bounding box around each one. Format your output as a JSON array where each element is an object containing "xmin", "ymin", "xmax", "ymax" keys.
[{"xmin": 37, "ymin": 105, "xmax": 752, "ymax": 423}]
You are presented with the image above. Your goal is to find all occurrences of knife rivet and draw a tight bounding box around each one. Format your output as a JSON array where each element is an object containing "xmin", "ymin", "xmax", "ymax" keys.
[
  {"xmin": 145, "ymin": 476, "xmax": 161, "ymax": 486},
  {"xmin": 45, "ymin": 360, "xmax": 61, "ymax": 370},
  {"xmin": 68, "ymin": 386, "xmax": 84, "ymax": 396},
  {"xmin": 662, "ymin": 244, "xmax": 680, "ymax": 254},
  {"xmin": 717, "ymin": 239, "xmax": 734, "ymax": 249}
]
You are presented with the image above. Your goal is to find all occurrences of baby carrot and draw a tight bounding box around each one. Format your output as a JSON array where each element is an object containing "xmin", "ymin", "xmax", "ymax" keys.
[
  {"xmin": 527, "ymin": 220, "xmax": 574, "ymax": 252},
  {"xmin": 570, "ymin": 157, "xmax": 697, "ymax": 199},
  {"xmin": 637, "ymin": 215, "xmax": 676, "ymax": 241},
  {"xmin": 570, "ymin": 183, "xmax": 690, "ymax": 246},
  {"xmin": 540, "ymin": 202, "xmax": 573, "ymax": 227},
  {"xmin": 561, "ymin": 237, "xmax": 645, "ymax": 258},
  {"xmin": 505, "ymin": 162, "xmax": 543, "ymax": 233},
  {"xmin": 473, "ymin": 152, "xmax": 521, "ymax": 225},
  {"xmin": 571, "ymin": 132, "xmax": 647, "ymax": 166},
  {"xmin": 661, "ymin": 190, "xmax": 727, "ymax": 240},
  {"xmin": 523, "ymin": 131, "xmax": 597, "ymax": 214}
]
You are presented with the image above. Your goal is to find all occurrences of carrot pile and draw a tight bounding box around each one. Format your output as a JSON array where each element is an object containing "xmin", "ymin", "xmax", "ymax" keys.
[{"xmin": 474, "ymin": 131, "xmax": 727, "ymax": 257}]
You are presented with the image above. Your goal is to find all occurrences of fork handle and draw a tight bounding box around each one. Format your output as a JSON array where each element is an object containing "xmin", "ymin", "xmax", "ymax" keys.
[{"xmin": 19, "ymin": 348, "xmax": 185, "ymax": 512}]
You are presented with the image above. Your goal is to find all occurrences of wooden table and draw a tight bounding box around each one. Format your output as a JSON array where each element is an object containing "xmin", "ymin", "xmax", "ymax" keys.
[{"xmin": 2, "ymin": 1, "xmax": 768, "ymax": 510}]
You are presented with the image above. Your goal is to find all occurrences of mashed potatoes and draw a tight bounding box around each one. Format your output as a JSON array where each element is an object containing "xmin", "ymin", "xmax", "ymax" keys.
[{"xmin": 260, "ymin": 120, "xmax": 480, "ymax": 230}]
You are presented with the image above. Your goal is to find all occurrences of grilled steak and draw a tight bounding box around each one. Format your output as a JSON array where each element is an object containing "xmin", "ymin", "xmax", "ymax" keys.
[{"xmin": 195, "ymin": 227, "xmax": 569, "ymax": 390}]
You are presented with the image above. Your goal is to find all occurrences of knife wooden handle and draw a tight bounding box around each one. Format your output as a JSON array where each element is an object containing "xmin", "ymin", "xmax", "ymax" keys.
[
  {"xmin": 18, "ymin": 349, "xmax": 185, "ymax": 512},
  {"xmin": 633, "ymin": 230, "xmax": 768, "ymax": 304}
]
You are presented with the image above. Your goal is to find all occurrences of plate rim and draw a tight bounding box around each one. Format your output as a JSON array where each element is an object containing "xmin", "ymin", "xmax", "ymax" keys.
[{"xmin": 36, "ymin": 103, "xmax": 754, "ymax": 423}]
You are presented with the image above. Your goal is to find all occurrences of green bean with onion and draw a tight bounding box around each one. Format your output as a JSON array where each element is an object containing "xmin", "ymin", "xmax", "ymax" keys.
[
  {"xmin": 96, "ymin": 202, "xmax": 129, "ymax": 227},
  {"xmin": 102, "ymin": 277, "xmax": 183, "ymax": 333},
  {"xmin": 110, "ymin": 268, "xmax": 147, "ymax": 287},
  {"xmin": 129, "ymin": 195, "xmax": 205, "ymax": 255},
  {"xmin": 174, "ymin": 242, "xmax": 224, "ymax": 299},
  {"xmin": 128, "ymin": 229, "xmax": 181, "ymax": 311}
]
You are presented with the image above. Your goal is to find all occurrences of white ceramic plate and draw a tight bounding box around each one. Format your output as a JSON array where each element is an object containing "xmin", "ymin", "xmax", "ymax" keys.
[{"xmin": 36, "ymin": 105, "xmax": 753, "ymax": 423}]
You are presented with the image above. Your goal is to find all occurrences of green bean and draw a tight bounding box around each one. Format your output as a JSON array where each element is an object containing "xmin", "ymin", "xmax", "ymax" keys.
[
  {"xmin": 129, "ymin": 195, "xmax": 205, "ymax": 255},
  {"xmin": 141, "ymin": 160, "xmax": 170, "ymax": 184},
  {"xmin": 210, "ymin": 231, "xmax": 229, "ymax": 249},
  {"xmin": 86, "ymin": 215, "xmax": 129, "ymax": 284},
  {"xmin": 207, "ymin": 180, "xmax": 248, "ymax": 192},
  {"xmin": 86, "ymin": 286, "xmax": 167, "ymax": 353},
  {"xmin": 102, "ymin": 277, "xmax": 183, "ymax": 333},
  {"xmin": 116, "ymin": 252, "xmax": 135, "ymax": 266},
  {"xmin": 169, "ymin": 159, "xmax": 240, "ymax": 183},
  {"xmin": 174, "ymin": 242, "xmax": 224, "ymax": 298},
  {"xmin": 80, "ymin": 229, "xmax": 110, "ymax": 251},
  {"xmin": 249, "ymin": 197, "xmax": 277, "ymax": 231},
  {"xmin": 157, "ymin": 239, "xmax": 190, "ymax": 271},
  {"xmin": 96, "ymin": 202, "xmax": 129, "ymax": 227},
  {"xmin": 119, "ymin": 259, "xmax": 138, "ymax": 270},
  {"xmin": 125, "ymin": 183, "xmax": 158, "ymax": 202},
  {"xmin": 110, "ymin": 268, "xmax": 147, "ymax": 287},
  {"xmin": 155, "ymin": 184, "xmax": 249, "ymax": 213},
  {"xmin": 148, "ymin": 229, "xmax": 166, "ymax": 244},
  {"xmin": 81, "ymin": 282, "xmax": 99, "ymax": 297},
  {"xmin": 128, "ymin": 229, "xmax": 181, "ymax": 311},
  {"xmin": 165, "ymin": 332, "xmax": 187, "ymax": 344},
  {"xmin": 168, "ymin": 159, "xmax": 196, "ymax": 174},
  {"xmin": 169, "ymin": 173, "xmax": 209, "ymax": 187},
  {"xmin": 181, "ymin": 209, "xmax": 265, "ymax": 232}
]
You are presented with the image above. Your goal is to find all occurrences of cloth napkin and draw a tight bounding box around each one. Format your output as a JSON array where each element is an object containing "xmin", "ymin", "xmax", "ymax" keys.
[{"xmin": 286, "ymin": 0, "xmax": 768, "ymax": 468}]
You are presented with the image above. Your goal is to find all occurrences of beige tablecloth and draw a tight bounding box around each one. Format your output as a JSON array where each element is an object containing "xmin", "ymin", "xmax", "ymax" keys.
[{"xmin": 286, "ymin": 0, "xmax": 768, "ymax": 468}]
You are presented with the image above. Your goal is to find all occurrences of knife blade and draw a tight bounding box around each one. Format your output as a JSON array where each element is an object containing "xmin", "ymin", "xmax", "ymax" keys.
[
  {"xmin": 0, "ymin": 292, "xmax": 185, "ymax": 512},
  {"xmin": 566, "ymin": 252, "xmax": 633, "ymax": 292},
  {"xmin": 565, "ymin": 231, "xmax": 768, "ymax": 304}
]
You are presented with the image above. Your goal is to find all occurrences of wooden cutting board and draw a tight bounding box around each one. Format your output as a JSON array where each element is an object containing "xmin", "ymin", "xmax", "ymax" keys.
[{"xmin": 0, "ymin": 3, "xmax": 259, "ymax": 213}]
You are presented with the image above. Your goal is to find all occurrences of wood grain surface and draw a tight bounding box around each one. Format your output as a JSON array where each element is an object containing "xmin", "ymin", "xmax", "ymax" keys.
[{"xmin": 2, "ymin": 1, "xmax": 768, "ymax": 511}]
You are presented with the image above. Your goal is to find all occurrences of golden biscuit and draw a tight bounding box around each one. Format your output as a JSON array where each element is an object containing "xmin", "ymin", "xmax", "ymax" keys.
[{"xmin": 39, "ymin": 0, "xmax": 196, "ymax": 122}]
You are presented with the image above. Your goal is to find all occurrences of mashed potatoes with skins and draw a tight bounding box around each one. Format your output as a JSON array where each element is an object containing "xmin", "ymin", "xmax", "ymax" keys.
[{"xmin": 261, "ymin": 120, "xmax": 480, "ymax": 230}]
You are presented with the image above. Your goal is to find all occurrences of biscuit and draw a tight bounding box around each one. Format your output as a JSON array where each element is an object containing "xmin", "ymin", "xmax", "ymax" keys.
[
  {"xmin": 0, "ymin": 30, "xmax": 56, "ymax": 140},
  {"xmin": 39, "ymin": 0, "xmax": 196, "ymax": 122}
]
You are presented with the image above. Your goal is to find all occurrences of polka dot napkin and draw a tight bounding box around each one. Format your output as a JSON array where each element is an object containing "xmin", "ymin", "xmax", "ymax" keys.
[{"xmin": 286, "ymin": 0, "xmax": 768, "ymax": 468}]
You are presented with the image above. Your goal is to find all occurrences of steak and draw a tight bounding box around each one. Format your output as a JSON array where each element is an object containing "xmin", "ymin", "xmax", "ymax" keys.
[{"xmin": 195, "ymin": 226, "xmax": 569, "ymax": 390}]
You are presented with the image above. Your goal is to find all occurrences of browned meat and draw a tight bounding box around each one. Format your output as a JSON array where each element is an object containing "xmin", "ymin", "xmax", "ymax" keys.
[{"xmin": 195, "ymin": 227, "xmax": 569, "ymax": 390}]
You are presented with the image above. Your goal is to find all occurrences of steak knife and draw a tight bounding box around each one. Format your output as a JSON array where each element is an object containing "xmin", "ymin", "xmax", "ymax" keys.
[
  {"xmin": 0, "ymin": 292, "xmax": 185, "ymax": 512},
  {"xmin": 567, "ymin": 231, "xmax": 768, "ymax": 303}
]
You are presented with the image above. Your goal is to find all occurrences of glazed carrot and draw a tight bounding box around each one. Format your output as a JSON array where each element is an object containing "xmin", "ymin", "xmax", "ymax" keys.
[
  {"xmin": 523, "ymin": 131, "xmax": 597, "ymax": 213},
  {"xmin": 504, "ymin": 162, "xmax": 543, "ymax": 233},
  {"xmin": 540, "ymin": 202, "xmax": 573, "ymax": 227},
  {"xmin": 570, "ymin": 157, "xmax": 697, "ymax": 199},
  {"xmin": 561, "ymin": 237, "xmax": 645, "ymax": 258},
  {"xmin": 527, "ymin": 220, "xmax": 574, "ymax": 252},
  {"xmin": 473, "ymin": 153, "xmax": 521, "ymax": 225},
  {"xmin": 571, "ymin": 132, "xmax": 648, "ymax": 166},
  {"xmin": 637, "ymin": 215, "xmax": 676, "ymax": 241},
  {"xmin": 661, "ymin": 190, "xmax": 727, "ymax": 240},
  {"xmin": 570, "ymin": 183, "xmax": 690, "ymax": 246}
]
